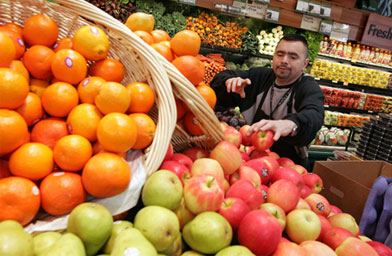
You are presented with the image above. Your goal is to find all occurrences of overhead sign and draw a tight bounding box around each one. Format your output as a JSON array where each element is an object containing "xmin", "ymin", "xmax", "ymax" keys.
[
  {"xmin": 361, "ymin": 13, "xmax": 392, "ymax": 51},
  {"xmin": 300, "ymin": 14, "xmax": 321, "ymax": 32}
]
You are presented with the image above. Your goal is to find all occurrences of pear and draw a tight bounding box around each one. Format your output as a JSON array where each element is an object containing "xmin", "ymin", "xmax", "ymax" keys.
[
  {"xmin": 215, "ymin": 245, "xmax": 255, "ymax": 256},
  {"xmin": 40, "ymin": 233, "xmax": 85, "ymax": 256},
  {"xmin": 103, "ymin": 220, "xmax": 133, "ymax": 254},
  {"xmin": 159, "ymin": 232, "xmax": 182, "ymax": 256},
  {"xmin": 67, "ymin": 202, "xmax": 113, "ymax": 256},
  {"xmin": 33, "ymin": 232, "xmax": 62, "ymax": 255},
  {"xmin": 0, "ymin": 220, "xmax": 34, "ymax": 256},
  {"xmin": 180, "ymin": 251, "xmax": 204, "ymax": 256},
  {"xmin": 182, "ymin": 212, "xmax": 232, "ymax": 254},
  {"xmin": 134, "ymin": 205, "xmax": 180, "ymax": 251},
  {"xmin": 110, "ymin": 227, "xmax": 158, "ymax": 256}
]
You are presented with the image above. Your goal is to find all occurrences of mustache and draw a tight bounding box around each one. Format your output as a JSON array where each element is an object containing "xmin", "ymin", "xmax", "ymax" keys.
[{"xmin": 277, "ymin": 65, "xmax": 290, "ymax": 69}]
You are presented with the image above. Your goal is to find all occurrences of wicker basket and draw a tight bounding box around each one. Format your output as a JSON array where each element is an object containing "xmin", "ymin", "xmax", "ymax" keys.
[{"xmin": 0, "ymin": 0, "xmax": 177, "ymax": 177}]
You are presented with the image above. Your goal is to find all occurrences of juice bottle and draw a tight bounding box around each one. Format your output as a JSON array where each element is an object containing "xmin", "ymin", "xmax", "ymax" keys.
[
  {"xmin": 363, "ymin": 46, "xmax": 370, "ymax": 63},
  {"xmin": 345, "ymin": 42, "xmax": 352, "ymax": 59},
  {"xmin": 352, "ymin": 44, "xmax": 361, "ymax": 62},
  {"xmin": 337, "ymin": 42, "xmax": 344, "ymax": 57},
  {"xmin": 359, "ymin": 45, "xmax": 366, "ymax": 61},
  {"xmin": 372, "ymin": 48, "xmax": 379, "ymax": 64},
  {"xmin": 378, "ymin": 50, "xmax": 385, "ymax": 64},
  {"xmin": 368, "ymin": 47, "xmax": 375, "ymax": 63}
]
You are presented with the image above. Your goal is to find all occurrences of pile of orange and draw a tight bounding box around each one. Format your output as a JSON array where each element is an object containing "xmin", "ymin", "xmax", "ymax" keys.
[
  {"xmin": 0, "ymin": 13, "xmax": 158, "ymax": 226},
  {"xmin": 125, "ymin": 13, "xmax": 217, "ymax": 136}
]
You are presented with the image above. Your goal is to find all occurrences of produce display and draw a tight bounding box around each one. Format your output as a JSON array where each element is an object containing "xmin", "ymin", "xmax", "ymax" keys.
[
  {"xmin": 311, "ymin": 59, "xmax": 391, "ymax": 88},
  {"xmin": 324, "ymin": 110, "xmax": 371, "ymax": 127},
  {"xmin": 225, "ymin": 56, "xmax": 272, "ymax": 71},
  {"xmin": 256, "ymin": 25, "xmax": 284, "ymax": 56},
  {"xmin": 312, "ymin": 126, "xmax": 350, "ymax": 146},
  {"xmin": 215, "ymin": 107, "xmax": 247, "ymax": 129}
]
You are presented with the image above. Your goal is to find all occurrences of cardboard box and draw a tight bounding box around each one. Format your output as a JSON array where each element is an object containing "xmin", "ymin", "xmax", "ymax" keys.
[{"xmin": 313, "ymin": 160, "xmax": 392, "ymax": 223}]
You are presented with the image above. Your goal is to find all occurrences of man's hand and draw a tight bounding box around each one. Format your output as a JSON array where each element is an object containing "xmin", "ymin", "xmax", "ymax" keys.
[
  {"xmin": 247, "ymin": 119, "xmax": 297, "ymax": 141},
  {"xmin": 225, "ymin": 77, "xmax": 251, "ymax": 98}
]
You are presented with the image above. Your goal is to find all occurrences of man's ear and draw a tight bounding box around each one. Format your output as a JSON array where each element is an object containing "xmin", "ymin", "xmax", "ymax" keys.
[{"xmin": 303, "ymin": 58, "xmax": 309, "ymax": 71}]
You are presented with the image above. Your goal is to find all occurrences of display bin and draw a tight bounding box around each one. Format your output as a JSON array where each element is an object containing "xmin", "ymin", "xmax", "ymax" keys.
[{"xmin": 313, "ymin": 160, "xmax": 392, "ymax": 223}]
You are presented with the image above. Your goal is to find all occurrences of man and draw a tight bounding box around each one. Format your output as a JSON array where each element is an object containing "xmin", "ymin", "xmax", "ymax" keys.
[{"xmin": 210, "ymin": 34, "xmax": 324, "ymax": 169}]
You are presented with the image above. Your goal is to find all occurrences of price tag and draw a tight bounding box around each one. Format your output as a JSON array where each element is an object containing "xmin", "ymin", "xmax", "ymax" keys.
[
  {"xmin": 300, "ymin": 14, "xmax": 321, "ymax": 32},
  {"xmin": 330, "ymin": 22, "xmax": 350, "ymax": 43},
  {"xmin": 246, "ymin": 1, "xmax": 268, "ymax": 19},
  {"xmin": 332, "ymin": 80, "xmax": 338, "ymax": 83},
  {"xmin": 320, "ymin": 4, "xmax": 331, "ymax": 18},
  {"xmin": 319, "ymin": 20, "xmax": 332, "ymax": 35},
  {"xmin": 179, "ymin": 0, "xmax": 195, "ymax": 5},
  {"xmin": 232, "ymin": 0, "xmax": 247, "ymax": 9},
  {"xmin": 265, "ymin": 8, "xmax": 280, "ymax": 23},
  {"xmin": 254, "ymin": 0, "xmax": 270, "ymax": 4},
  {"xmin": 343, "ymin": 81, "xmax": 349, "ymax": 86},
  {"xmin": 308, "ymin": 1, "xmax": 321, "ymax": 16},
  {"xmin": 315, "ymin": 77, "xmax": 321, "ymax": 80},
  {"xmin": 296, "ymin": 0, "xmax": 309, "ymax": 13}
]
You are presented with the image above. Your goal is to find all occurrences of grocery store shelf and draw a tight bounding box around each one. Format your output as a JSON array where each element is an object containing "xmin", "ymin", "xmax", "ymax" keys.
[
  {"xmin": 317, "ymin": 53, "xmax": 392, "ymax": 73},
  {"xmin": 316, "ymin": 78, "xmax": 392, "ymax": 97},
  {"xmin": 310, "ymin": 145, "xmax": 355, "ymax": 151},
  {"xmin": 324, "ymin": 124, "xmax": 353, "ymax": 130},
  {"xmin": 324, "ymin": 105, "xmax": 378, "ymax": 115}
]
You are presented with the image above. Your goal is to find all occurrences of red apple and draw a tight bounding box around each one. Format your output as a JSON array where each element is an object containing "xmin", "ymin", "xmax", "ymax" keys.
[
  {"xmin": 249, "ymin": 149, "xmax": 268, "ymax": 159},
  {"xmin": 272, "ymin": 241, "xmax": 307, "ymax": 256},
  {"xmin": 239, "ymin": 151, "xmax": 250, "ymax": 162},
  {"xmin": 164, "ymin": 143, "xmax": 173, "ymax": 161},
  {"xmin": 243, "ymin": 158, "xmax": 272, "ymax": 185},
  {"xmin": 251, "ymin": 130, "xmax": 274, "ymax": 151},
  {"xmin": 305, "ymin": 193, "xmax": 331, "ymax": 217},
  {"xmin": 280, "ymin": 237, "xmax": 290, "ymax": 243},
  {"xmin": 328, "ymin": 213, "xmax": 359, "ymax": 236},
  {"xmin": 183, "ymin": 147, "xmax": 209, "ymax": 161},
  {"xmin": 238, "ymin": 210, "xmax": 282, "ymax": 256},
  {"xmin": 286, "ymin": 209, "xmax": 321, "ymax": 244},
  {"xmin": 218, "ymin": 197, "xmax": 250, "ymax": 230},
  {"xmin": 174, "ymin": 197, "xmax": 195, "ymax": 230},
  {"xmin": 160, "ymin": 160, "xmax": 191, "ymax": 185},
  {"xmin": 271, "ymin": 167, "xmax": 304, "ymax": 190},
  {"xmin": 367, "ymin": 241, "xmax": 392, "ymax": 256},
  {"xmin": 259, "ymin": 202, "xmax": 287, "ymax": 231},
  {"xmin": 220, "ymin": 121, "xmax": 228, "ymax": 131},
  {"xmin": 296, "ymin": 198, "xmax": 311, "ymax": 210},
  {"xmin": 224, "ymin": 126, "xmax": 242, "ymax": 148},
  {"xmin": 317, "ymin": 214, "xmax": 332, "ymax": 241},
  {"xmin": 359, "ymin": 235, "xmax": 372, "ymax": 242},
  {"xmin": 303, "ymin": 173, "xmax": 323, "ymax": 193},
  {"xmin": 190, "ymin": 158, "xmax": 224, "ymax": 184},
  {"xmin": 329, "ymin": 205, "xmax": 343, "ymax": 217},
  {"xmin": 260, "ymin": 156, "xmax": 280, "ymax": 175},
  {"xmin": 260, "ymin": 184, "xmax": 269, "ymax": 201},
  {"xmin": 300, "ymin": 185, "xmax": 313, "ymax": 199},
  {"xmin": 229, "ymin": 165, "xmax": 261, "ymax": 187},
  {"xmin": 171, "ymin": 153, "xmax": 193, "ymax": 170},
  {"xmin": 226, "ymin": 180, "xmax": 265, "ymax": 210},
  {"xmin": 278, "ymin": 157, "xmax": 295, "ymax": 167},
  {"xmin": 183, "ymin": 174, "xmax": 224, "ymax": 214},
  {"xmin": 267, "ymin": 151, "xmax": 280, "ymax": 160},
  {"xmin": 300, "ymin": 240, "xmax": 338, "ymax": 256},
  {"xmin": 210, "ymin": 141, "xmax": 242, "ymax": 175},
  {"xmin": 267, "ymin": 179, "xmax": 300, "ymax": 213},
  {"xmin": 291, "ymin": 164, "xmax": 308, "ymax": 175},
  {"xmin": 335, "ymin": 237, "xmax": 378, "ymax": 256},
  {"xmin": 222, "ymin": 178, "xmax": 230, "ymax": 193},
  {"xmin": 239, "ymin": 125, "xmax": 252, "ymax": 146},
  {"xmin": 322, "ymin": 227, "xmax": 356, "ymax": 250}
]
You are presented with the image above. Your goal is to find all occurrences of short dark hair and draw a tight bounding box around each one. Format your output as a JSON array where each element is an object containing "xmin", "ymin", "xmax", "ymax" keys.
[{"xmin": 278, "ymin": 34, "xmax": 309, "ymax": 58}]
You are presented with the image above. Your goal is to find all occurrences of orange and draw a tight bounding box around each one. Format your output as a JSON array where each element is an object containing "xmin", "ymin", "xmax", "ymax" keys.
[
  {"xmin": 77, "ymin": 76, "xmax": 105, "ymax": 104},
  {"xmin": 129, "ymin": 113, "xmax": 156, "ymax": 150},
  {"xmin": 172, "ymin": 55, "xmax": 205, "ymax": 86},
  {"xmin": 151, "ymin": 43, "xmax": 174, "ymax": 62},
  {"xmin": 0, "ymin": 110, "xmax": 28, "ymax": 155},
  {"xmin": 0, "ymin": 159, "xmax": 11, "ymax": 179},
  {"xmin": 159, "ymin": 40, "xmax": 171, "ymax": 48},
  {"xmin": 126, "ymin": 82, "xmax": 155, "ymax": 113},
  {"xmin": 51, "ymin": 49, "xmax": 87, "ymax": 84},
  {"xmin": 41, "ymin": 82, "xmax": 79, "ymax": 117},
  {"xmin": 67, "ymin": 103, "xmax": 102, "ymax": 141},
  {"xmin": 15, "ymin": 92, "xmax": 44, "ymax": 126},
  {"xmin": 0, "ymin": 32, "xmax": 15, "ymax": 67},
  {"xmin": 125, "ymin": 12, "xmax": 155, "ymax": 33},
  {"xmin": 9, "ymin": 60, "xmax": 29, "ymax": 84},
  {"xmin": 82, "ymin": 152, "xmax": 131, "ymax": 198},
  {"xmin": 152, "ymin": 29, "xmax": 170, "ymax": 41},
  {"xmin": 0, "ymin": 68, "xmax": 29, "ymax": 109},
  {"xmin": 97, "ymin": 113, "xmax": 137, "ymax": 153},
  {"xmin": 95, "ymin": 81, "xmax": 130, "ymax": 114},
  {"xmin": 29, "ymin": 78, "xmax": 50, "ymax": 98},
  {"xmin": 9, "ymin": 142, "xmax": 53, "ymax": 181},
  {"xmin": 30, "ymin": 117, "xmax": 69, "ymax": 149},
  {"xmin": 72, "ymin": 25, "xmax": 109, "ymax": 61},
  {"xmin": 22, "ymin": 14, "xmax": 58, "ymax": 47},
  {"xmin": 89, "ymin": 58, "xmax": 125, "ymax": 83},
  {"xmin": 0, "ymin": 176, "xmax": 40, "ymax": 226},
  {"xmin": 0, "ymin": 28, "xmax": 25, "ymax": 60},
  {"xmin": 23, "ymin": 45, "xmax": 55, "ymax": 80},
  {"xmin": 1, "ymin": 23, "xmax": 23, "ymax": 37},
  {"xmin": 133, "ymin": 30, "xmax": 154, "ymax": 45},
  {"xmin": 53, "ymin": 135, "xmax": 93, "ymax": 172},
  {"xmin": 196, "ymin": 83, "xmax": 217, "ymax": 109},
  {"xmin": 40, "ymin": 172, "xmax": 86, "ymax": 216},
  {"xmin": 53, "ymin": 37, "xmax": 73, "ymax": 52},
  {"xmin": 175, "ymin": 97, "xmax": 187, "ymax": 120},
  {"xmin": 171, "ymin": 30, "xmax": 201, "ymax": 57},
  {"xmin": 183, "ymin": 111, "xmax": 204, "ymax": 135},
  {"xmin": 92, "ymin": 140, "xmax": 127, "ymax": 158}
]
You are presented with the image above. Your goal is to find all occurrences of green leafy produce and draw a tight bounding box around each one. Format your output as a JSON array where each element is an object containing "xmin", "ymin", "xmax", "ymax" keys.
[
  {"xmin": 283, "ymin": 26, "xmax": 297, "ymax": 35},
  {"xmin": 241, "ymin": 31, "xmax": 259, "ymax": 55},
  {"xmin": 300, "ymin": 30, "xmax": 323, "ymax": 63}
]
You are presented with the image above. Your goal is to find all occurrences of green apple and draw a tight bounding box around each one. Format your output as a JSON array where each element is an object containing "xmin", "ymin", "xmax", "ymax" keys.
[
  {"xmin": 159, "ymin": 232, "xmax": 182, "ymax": 256},
  {"xmin": 286, "ymin": 209, "xmax": 321, "ymax": 244},
  {"xmin": 33, "ymin": 232, "xmax": 62, "ymax": 255},
  {"xmin": 181, "ymin": 251, "xmax": 204, "ymax": 255},
  {"xmin": 182, "ymin": 211, "xmax": 232, "ymax": 254},
  {"xmin": 111, "ymin": 227, "xmax": 157, "ymax": 256},
  {"xmin": 142, "ymin": 170, "xmax": 183, "ymax": 210},
  {"xmin": 103, "ymin": 220, "xmax": 133, "ymax": 254},
  {"xmin": 134, "ymin": 205, "xmax": 180, "ymax": 252},
  {"xmin": 40, "ymin": 233, "xmax": 85, "ymax": 256},
  {"xmin": 216, "ymin": 245, "xmax": 255, "ymax": 256},
  {"xmin": 67, "ymin": 202, "xmax": 113, "ymax": 256},
  {"xmin": 0, "ymin": 220, "xmax": 34, "ymax": 256}
]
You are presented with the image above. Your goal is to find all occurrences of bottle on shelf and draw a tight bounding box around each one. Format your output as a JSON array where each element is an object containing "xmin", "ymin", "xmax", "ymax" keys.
[
  {"xmin": 378, "ymin": 50, "xmax": 385, "ymax": 65},
  {"xmin": 384, "ymin": 50, "xmax": 391, "ymax": 66},
  {"xmin": 359, "ymin": 45, "xmax": 367, "ymax": 62},
  {"xmin": 368, "ymin": 47, "xmax": 376, "ymax": 63},
  {"xmin": 351, "ymin": 43, "xmax": 361, "ymax": 62},
  {"xmin": 319, "ymin": 36, "xmax": 329, "ymax": 54},
  {"xmin": 364, "ymin": 46, "xmax": 371, "ymax": 63},
  {"xmin": 371, "ymin": 48, "xmax": 379, "ymax": 64},
  {"xmin": 344, "ymin": 42, "xmax": 352, "ymax": 59},
  {"xmin": 329, "ymin": 40, "xmax": 337, "ymax": 56},
  {"xmin": 337, "ymin": 42, "xmax": 344, "ymax": 57}
]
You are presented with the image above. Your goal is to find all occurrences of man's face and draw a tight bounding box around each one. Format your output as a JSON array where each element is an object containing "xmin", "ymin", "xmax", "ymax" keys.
[{"xmin": 272, "ymin": 40, "xmax": 309, "ymax": 85}]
